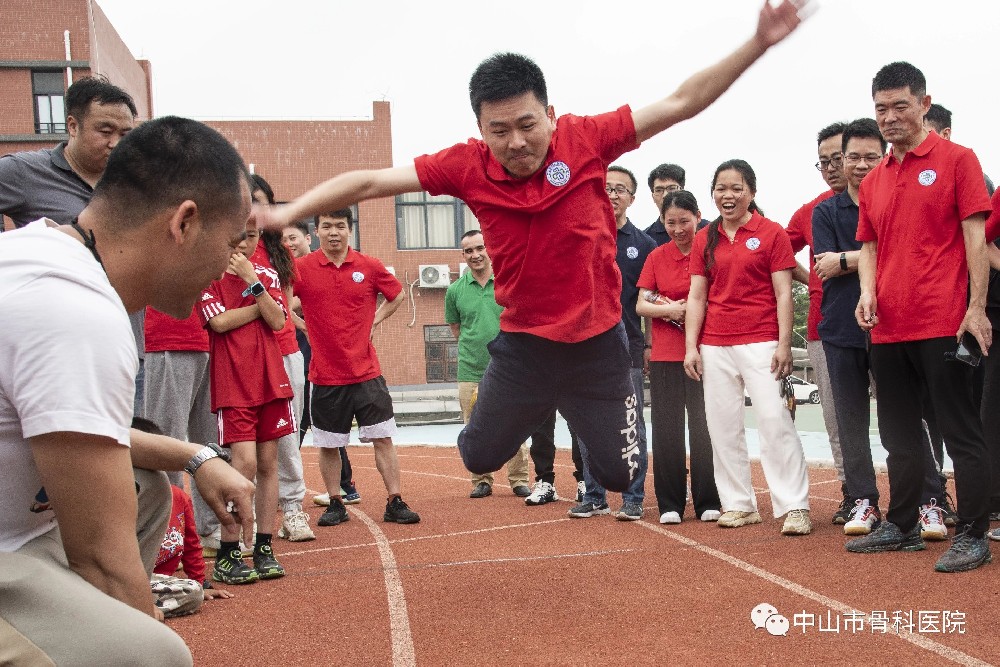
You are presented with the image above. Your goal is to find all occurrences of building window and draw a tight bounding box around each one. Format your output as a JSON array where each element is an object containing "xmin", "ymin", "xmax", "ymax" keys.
[
  {"xmin": 423, "ymin": 324, "xmax": 458, "ymax": 383},
  {"xmin": 396, "ymin": 193, "xmax": 479, "ymax": 249},
  {"xmin": 32, "ymin": 71, "xmax": 66, "ymax": 134}
]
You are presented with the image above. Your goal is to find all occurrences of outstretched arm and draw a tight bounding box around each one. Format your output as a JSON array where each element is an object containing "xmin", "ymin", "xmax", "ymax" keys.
[{"xmin": 632, "ymin": 0, "xmax": 810, "ymax": 144}]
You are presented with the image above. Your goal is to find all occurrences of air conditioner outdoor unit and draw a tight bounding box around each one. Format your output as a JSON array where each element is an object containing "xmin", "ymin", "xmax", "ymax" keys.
[{"xmin": 418, "ymin": 264, "xmax": 451, "ymax": 288}]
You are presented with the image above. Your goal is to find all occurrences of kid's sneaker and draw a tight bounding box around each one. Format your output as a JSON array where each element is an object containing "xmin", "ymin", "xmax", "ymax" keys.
[
  {"xmin": 253, "ymin": 544, "xmax": 285, "ymax": 580},
  {"xmin": 213, "ymin": 549, "xmax": 259, "ymax": 585},
  {"xmin": 844, "ymin": 499, "xmax": 882, "ymax": 536}
]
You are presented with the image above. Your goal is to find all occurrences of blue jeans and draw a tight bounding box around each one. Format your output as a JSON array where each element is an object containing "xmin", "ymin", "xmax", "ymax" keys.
[{"xmin": 580, "ymin": 367, "xmax": 648, "ymax": 505}]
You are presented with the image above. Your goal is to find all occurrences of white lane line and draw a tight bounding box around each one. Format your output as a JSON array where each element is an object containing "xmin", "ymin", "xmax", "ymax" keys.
[
  {"xmin": 409, "ymin": 548, "xmax": 635, "ymax": 570},
  {"xmin": 280, "ymin": 518, "xmax": 572, "ymax": 557},
  {"xmin": 348, "ymin": 507, "xmax": 416, "ymax": 667},
  {"xmin": 637, "ymin": 521, "xmax": 989, "ymax": 667}
]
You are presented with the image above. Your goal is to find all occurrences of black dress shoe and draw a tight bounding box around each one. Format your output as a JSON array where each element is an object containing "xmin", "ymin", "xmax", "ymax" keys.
[
  {"xmin": 470, "ymin": 482, "xmax": 493, "ymax": 498},
  {"xmin": 512, "ymin": 484, "xmax": 532, "ymax": 498}
]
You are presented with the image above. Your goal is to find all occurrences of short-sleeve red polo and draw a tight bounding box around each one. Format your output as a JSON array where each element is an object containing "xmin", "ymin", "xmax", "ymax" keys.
[
  {"xmin": 856, "ymin": 132, "xmax": 991, "ymax": 343},
  {"xmin": 144, "ymin": 306, "xmax": 208, "ymax": 353},
  {"xmin": 414, "ymin": 106, "xmax": 638, "ymax": 343},
  {"xmin": 689, "ymin": 211, "xmax": 796, "ymax": 346},
  {"xmin": 294, "ymin": 248, "xmax": 402, "ymax": 386},
  {"xmin": 636, "ymin": 242, "xmax": 690, "ymax": 361},
  {"xmin": 249, "ymin": 244, "xmax": 299, "ymax": 356},
  {"xmin": 786, "ymin": 189, "xmax": 836, "ymax": 341}
]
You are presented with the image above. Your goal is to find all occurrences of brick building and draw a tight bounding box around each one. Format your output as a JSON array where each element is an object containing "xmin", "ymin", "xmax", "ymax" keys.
[{"xmin": 0, "ymin": 0, "xmax": 472, "ymax": 387}]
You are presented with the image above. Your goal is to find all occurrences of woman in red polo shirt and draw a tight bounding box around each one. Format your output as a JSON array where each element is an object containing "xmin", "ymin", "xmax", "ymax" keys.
[
  {"xmin": 683, "ymin": 159, "xmax": 811, "ymax": 536},
  {"xmin": 637, "ymin": 190, "xmax": 721, "ymax": 526}
]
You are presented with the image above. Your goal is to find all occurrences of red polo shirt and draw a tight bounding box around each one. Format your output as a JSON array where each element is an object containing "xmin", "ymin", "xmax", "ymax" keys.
[
  {"xmin": 249, "ymin": 244, "xmax": 299, "ymax": 356},
  {"xmin": 985, "ymin": 188, "xmax": 1000, "ymax": 243},
  {"xmin": 414, "ymin": 106, "xmax": 638, "ymax": 343},
  {"xmin": 144, "ymin": 306, "xmax": 209, "ymax": 353},
  {"xmin": 786, "ymin": 189, "xmax": 836, "ymax": 341},
  {"xmin": 636, "ymin": 242, "xmax": 690, "ymax": 361},
  {"xmin": 689, "ymin": 211, "xmax": 796, "ymax": 346},
  {"xmin": 856, "ymin": 132, "xmax": 991, "ymax": 344},
  {"xmin": 293, "ymin": 248, "xmax": 402, "ymax": 386},
  {"xmin": 198, "ymin": 270, "xmax": 292, "ymax": 411}
]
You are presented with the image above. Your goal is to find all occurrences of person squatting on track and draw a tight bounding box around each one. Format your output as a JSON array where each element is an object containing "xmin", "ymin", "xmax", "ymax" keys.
[
  {"xmin": 257, "ymin": 0, "xmax": 812, "ymax": 491},
  {"xmin": 683, "ymin": 159, "xmax": 813, "ymax": 536}
]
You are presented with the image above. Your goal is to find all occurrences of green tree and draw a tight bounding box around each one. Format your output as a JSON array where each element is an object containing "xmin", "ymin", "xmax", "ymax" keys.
[{"xmin": 792, "ymin": 281, "xmax": 809, "ymax": 347}]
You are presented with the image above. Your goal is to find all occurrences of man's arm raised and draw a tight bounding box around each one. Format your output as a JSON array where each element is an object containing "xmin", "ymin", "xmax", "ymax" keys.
[{"xmin": 632, "ymin": 0, "xmax": 810, "ymax": 144}]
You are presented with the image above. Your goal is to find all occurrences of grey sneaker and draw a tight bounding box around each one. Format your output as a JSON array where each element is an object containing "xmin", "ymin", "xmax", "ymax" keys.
[
  {"xmin": 935, "ymin": 528, "xmax": 992, "ymax": 573},
  {"xmin": 846, "ymin": 521, "xmax": 925, "ymax": 553},
  {"xmin": 616, "ymin": 502, "xmax": 643, "ymax": 521},
  {"xmin": 568, "ymin": 501, "xmax": 611, "ymax": 518}
]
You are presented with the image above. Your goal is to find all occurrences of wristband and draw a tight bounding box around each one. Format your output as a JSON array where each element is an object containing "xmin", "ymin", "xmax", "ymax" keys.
[{"xmin": 840, "ymin": 253, "xmax": 848, "ymax": 271}]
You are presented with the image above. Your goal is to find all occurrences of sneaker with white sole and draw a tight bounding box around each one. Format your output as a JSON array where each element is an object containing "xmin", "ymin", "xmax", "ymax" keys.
[
  {"xmin": 717, "ymin": 510, "xmax": 761, "ymax": 528},
  {"xmin": 278, "ymin": 510, "xmax": 316, "ymax": 542},
  {"xmin": 568, "ymin": 501, "xmax": 611, "ymax": 518},
  {"xmin": 525, "ymin": 481, "xmax": 558, "ymax": 506},
  {"xmin": 781, "ymin": 509, "xmax": 812, "ymax": 536},
  {"xmin": 920, "ymin": 499, "xmax": 948, "ymax": 541},
  {"xmin": 844, "ymin": 499, "xmax": 881, "ymax": 536},
  {"xmin": 700, "ymin": 510, "xmax": 721, "ymax": 522},
  {"xmin": 659, "ymin": 511, "xmax": 681, "ymax": 525},
  {"xmin": 616, "ymin": 502, "xmax": 643, "ymax": 521},
  {"xmin": 313, "ymin": 492, "xmax": 331, "ymax": 507}
]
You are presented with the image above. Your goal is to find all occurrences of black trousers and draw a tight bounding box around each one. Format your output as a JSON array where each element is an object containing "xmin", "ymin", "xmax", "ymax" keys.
[
  {"xmin": 648, "ymin": 361, "xmax": 719, "ymax": 517},
  {"xmin": 527, "ymin": 410, "xmax": 582, "ymax": 484},
  {"xmin": 981, "ymin": 328, "xmax": 1000, "ymax": 512},
  {"xmin": 871, "ymin": 337, "xmax": 990, "ymax": 534}
]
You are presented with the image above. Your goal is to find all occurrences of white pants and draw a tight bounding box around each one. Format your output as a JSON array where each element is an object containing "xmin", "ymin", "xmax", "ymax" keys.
[
  {"xmin": 701, "ymin": 342, "xmax": 810, "ymax": 517},
  {"xmin": 277, "ymin": 351, "xmax": 307, "ymax": 513}
]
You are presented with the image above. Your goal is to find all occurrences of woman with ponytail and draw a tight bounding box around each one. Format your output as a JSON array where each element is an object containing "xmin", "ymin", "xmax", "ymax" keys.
[{"xmin": 683, "ymin": 160, "xmax": 811, "ymax": 536}]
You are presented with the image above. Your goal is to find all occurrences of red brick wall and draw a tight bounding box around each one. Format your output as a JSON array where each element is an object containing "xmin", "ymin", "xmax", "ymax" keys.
[
  {"xmin": 0, "ymin": 69, "xmax": 37, "ymax": 135},
  {"xmin": 88, "ymin": 0, "xmax": 152, "ymax": 120},
  {"xmin": 0, "ymin": 0, "xmax": 91, "ymax": 61}
]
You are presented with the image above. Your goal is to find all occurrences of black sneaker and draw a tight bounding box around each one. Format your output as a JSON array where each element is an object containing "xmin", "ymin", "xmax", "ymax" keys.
[
  {"xmin": 935, "ymin": 527, "xmax": 992, "ymax": 573},
  {"xmin": 568, "ymin": 501, "xmax": 611, "ymax": 518},
  {"xmin": 832, "ymin": 494, "xmax": 853, "ymax": 525},
  {"xmin": 469, "ymin": 482, "xmax": 493, "ymax": 499},
  {"xmin": 845, "ymin": 521, "xmax": 925, "ymax": 554},
  {"xmin": 512, "ymin": 484, "xmax": 532, "ymax": 498},
  {"xmin": 938, "ymin": 493, "xmax": 958, "ymax": 527},
  {"xmin": 318, "ymin": 499, "xmax": 349, "ymax": 526},
  {"xmin": 384, "ymin": 496, "xmax": 420, "ymax": 524},
  {"xmin": 253, "ymin": 544, "xmax": 285, "ymax": 580},
  {"xmin": 213, "ymin": 549, "xmax": 260, "ymax": 584}
]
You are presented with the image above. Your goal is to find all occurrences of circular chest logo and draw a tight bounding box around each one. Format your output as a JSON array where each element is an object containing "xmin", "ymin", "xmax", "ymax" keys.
[
  {"xmin": 545, "ymin": 161, "xmax": 571, "ymax": 187},
  {"xmin": 626, "ymin": 246, "xmax": 639, "ymax": 259},
  {"xmin": 352, "ymin": 271, "xmax": 365, "ymax": 283},
  {"xmin": 746, "ymin": 237, "xmax": 761, "ymax": 251},
  {"xmin": 918, "ymin": 169, "xmax": 937, "ymax": 186}
]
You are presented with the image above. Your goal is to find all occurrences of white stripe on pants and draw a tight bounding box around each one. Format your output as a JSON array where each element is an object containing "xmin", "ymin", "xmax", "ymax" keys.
[{"xmin": 701, "ymin": 341, "xmax": 810, "ymax": 518}]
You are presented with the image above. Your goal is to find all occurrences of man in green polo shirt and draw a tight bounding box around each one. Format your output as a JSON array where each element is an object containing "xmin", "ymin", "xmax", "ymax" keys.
[{"xmin": 446, "ymin": 229, "xmax": 531, "ymax": 499}]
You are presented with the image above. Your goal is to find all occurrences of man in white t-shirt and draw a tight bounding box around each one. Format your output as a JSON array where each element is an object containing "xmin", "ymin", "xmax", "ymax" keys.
[{"xmin": 0, "ymin": 116, "xmax": 257, "ymax": 666}]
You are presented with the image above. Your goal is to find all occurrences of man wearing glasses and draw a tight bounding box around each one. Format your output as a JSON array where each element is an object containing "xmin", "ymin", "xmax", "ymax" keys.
[{"xmin": 643, "ymin": 163, "xmax": 707, "ymax": 247}]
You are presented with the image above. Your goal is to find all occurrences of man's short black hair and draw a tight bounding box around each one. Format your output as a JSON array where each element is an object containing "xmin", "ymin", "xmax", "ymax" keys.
[
  {"xmin": 461, "ymin": 229, "xmax": 483, "ymax": 240},
  {"xmin": 925, "ymin": 103, "xmax": 952, "ymax": 133},
  {"xmin": 92, "ymin": 116, "xmax": 249, "ymax": 230},
  {"xmin": 872, "ymin": 61, "xmax": 926, "ymax": 99},
  {"xmin": 608, "ymin": 165, "xmax": 637, "ymax": 193},
  {"xmin": 817, "ymin": 122, "xmax": 847, "ymax": 146},
  {"xmin": 647, "ymin": 163, "xmax": 686, "ymax": 191},
  {"xmin": 469, "ymin": 53, "xmax": 548, "ymax": 119},
  {"xmin": 65, "ymin": 75, "xmax": 137, "ymax": 121},
  {"xmin": 317, "ymin": 208, "xmax": 354, "ymax": 229},
  {"xmin": 841, "ymin": 118, "xmax": 887, "ymax": 154}
]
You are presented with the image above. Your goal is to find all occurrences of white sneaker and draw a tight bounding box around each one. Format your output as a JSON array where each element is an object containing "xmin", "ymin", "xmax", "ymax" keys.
[
  {"xmin": 700, "ymin": 510, "xmax": 721, "ymax": 522},
  {"xmin": 313, "ymin": 492, "xmax": 331, "ymax": 507},
  {"xmin": 576, "ymin": 480, "xmax": 586, "ymax": 502},
  {"xmin": 278, "ymin": 510, "xmax": 316, "ymax": 542},
  {"xmin": 525, "ymin": 481, "xmax": 558, "ymax": 506},
  {"xmin": 844, "ymin": 499, "xmax": 881, "ymax": 536},
  {"xmin": 920, "ymin": 499, "xmax": 948, "ymax": 541},
  {"xmin": 659, "ymin": 511, "xmax": 681, "ymax": 525}
]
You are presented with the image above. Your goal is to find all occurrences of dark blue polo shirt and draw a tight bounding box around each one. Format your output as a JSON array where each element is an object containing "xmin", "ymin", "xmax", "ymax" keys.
[
  {"xmin": 617, "ymin": 219, "xmax": 657, "ymax": 366},
  {"xmin": 0, "ymin": 143, "xmax": 93, "ymax": 228},
  {"xmin": 644, "ymin": 217, "xmax": 711, "ymax": 247},
  {"xmin": 812, "ymin": 190, "xmax": 865, "ymax": 349}
]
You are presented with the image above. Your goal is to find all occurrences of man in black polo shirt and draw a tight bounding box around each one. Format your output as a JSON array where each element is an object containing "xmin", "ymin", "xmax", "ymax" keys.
[
  {"xmin": 569, "ymin": 165, "xmax": 656, "ymax": 521},
  {"xmin": 643, "ymin": 163, "xmax": 710, "ymax": 247}
]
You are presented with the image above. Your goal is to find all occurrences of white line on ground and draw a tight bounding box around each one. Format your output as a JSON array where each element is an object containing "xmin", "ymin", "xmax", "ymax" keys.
[
  {"xmin": 637, "ymin": 521, "xmax": 989, "ymax": 667},
  {"xmin": 411, "ymin": 548, "xmax": 635, "ymax": 570},
  {"xmin": 348, "ymin": 507, "xmax": 416, "ymax": 667}
]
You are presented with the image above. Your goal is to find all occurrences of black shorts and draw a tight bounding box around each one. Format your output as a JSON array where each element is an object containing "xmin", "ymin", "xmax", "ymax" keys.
[{"xmin": 310, "ymin": 376, "xmax": 396, "ymax": 447}]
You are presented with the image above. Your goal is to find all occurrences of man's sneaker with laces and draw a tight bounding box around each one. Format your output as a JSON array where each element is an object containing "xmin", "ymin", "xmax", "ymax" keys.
[
  {"xmin": 700, "ymin": 510, "xmax": 722, "ymax": 522},
  {"xmin": 781, "ymin": 509, "xmax": 812, "ymax": 536},
  {"xmin": 920, "ymin": 499, "xmax": 948, "ymax": 541},
  {"xmin": 318, "ymin": 499, "xmax": 350, "ymax": 526},
  {"xmin": 384, "ymin": 496, "xmax": 420, "ymax": 524},
  {"xmin": 576, "ymin": 480, "xmax": 586, "ymax": 503},
  {"xmin": 213, "ymin": 549, "xmax": 259, "ymax": 584},
  {"xmin": 278, "ymin": 510, "xmax": 316, "ymax": 542},
  {"xmin": 525, "ymin": 481, "xmax": 558, "ymax": 506},
  {"xmin": 660, "ymin": 511, "xmax": 682, "ymax": 525},
  {"xmin": 844, "ymin": 499, "xmax": 881, "ymax": 536},
  {"xmin": 846, "ymin": 521, "xmax": 925, "ymax": 553},
  {"xmin": 935, "ymin": 527, "xmax": 992, "ymax": 573},
  {"xmin": 938, "ymin": 493, "xmax": 958, "ymax": 527},
  {"xmin": 616, "ymin": 502, "xmax": 643, "ymax": 521},
  {"xmin": 568, "ymin": 501, "xmax": 611, "ymax": 518},
  {"xmin": 717, "ymin": 510, "xmax": 761, "ymax": 528},
  {"xmin": 253, "ymin": 544, "xmax": 285, "ymax": 580},
  {"xmin": 832, "ymin": 494, "xmax": 853, "ymax": 525},
  {"xmin": 988, "ymin": 526, "xmax": 1000, "ymax": 542},
  {"xmin": 341, "ymin": 482, "xmax": 362, "ymax": 505}
]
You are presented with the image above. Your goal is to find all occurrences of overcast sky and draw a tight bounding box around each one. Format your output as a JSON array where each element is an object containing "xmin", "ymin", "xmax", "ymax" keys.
[{"xmin": 95, "ymin": 0, "xmax": 998, "ymax": 226}]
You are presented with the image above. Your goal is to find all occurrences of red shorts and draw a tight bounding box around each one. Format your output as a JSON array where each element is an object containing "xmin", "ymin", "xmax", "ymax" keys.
[{"xmin": 217, "ymin": 398, "xmax": 296, "ymax": 446}]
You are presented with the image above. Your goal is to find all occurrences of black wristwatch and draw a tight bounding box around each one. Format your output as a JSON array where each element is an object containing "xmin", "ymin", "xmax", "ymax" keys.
[
  {"xmin": 840, "ymin": 253, "xmax": 848, "ymax": 271},
  {"xmin": 184, "ymin": 442, "xmax": 230, "ymax": 475},
  {"xmin": 242, "ymin": 281, "xmax": 265, "ymax": 298}
]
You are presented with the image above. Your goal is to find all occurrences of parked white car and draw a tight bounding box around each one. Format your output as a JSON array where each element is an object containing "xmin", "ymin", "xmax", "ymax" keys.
[{"xmin": 744, "ymin": 375, "xmax": 820, "ymax": 406}]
